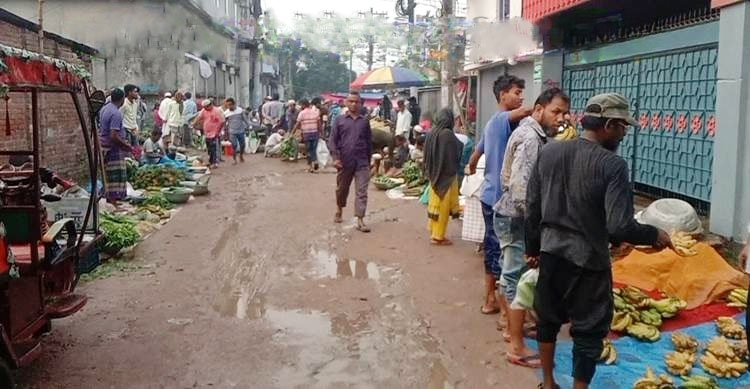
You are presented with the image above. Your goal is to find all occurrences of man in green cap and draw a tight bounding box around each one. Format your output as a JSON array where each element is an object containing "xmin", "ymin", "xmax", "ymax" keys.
[{"xmin": 525, "ymin": 93, "xmax": 673, "ymax": 389}]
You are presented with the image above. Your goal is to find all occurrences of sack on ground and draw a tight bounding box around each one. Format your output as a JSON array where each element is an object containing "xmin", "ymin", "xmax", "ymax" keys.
[
  {"xmin": 511, "ymin": 268, "xmax": 539, "ymax": 310},
  {"xmin": 317, "ymin": 140, "xmax": 333, "ymax": 168}
]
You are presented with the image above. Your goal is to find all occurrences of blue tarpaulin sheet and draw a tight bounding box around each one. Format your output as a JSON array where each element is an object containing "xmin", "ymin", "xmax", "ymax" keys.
[{"xmin": 530, "ymin": 314, "xmax": 750, "ymax": 389}]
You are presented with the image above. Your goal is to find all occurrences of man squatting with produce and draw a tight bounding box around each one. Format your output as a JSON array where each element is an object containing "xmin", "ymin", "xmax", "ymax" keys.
[
  {"xmin": 525, "ymin": 93, "xmax": 673, "ymax": 389},
  {"xmin": 329, "ymin": 91, "xmax": 373, "ymax": 233}
]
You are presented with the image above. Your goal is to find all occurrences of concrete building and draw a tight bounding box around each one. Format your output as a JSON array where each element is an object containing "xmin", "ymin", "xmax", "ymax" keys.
[
  {"xmin": 2, "ymin": 0, "xmax": 260, "ymax": 108},
  {"xmin": 525, "ymin": 0, "xmax": 749, "ymax": 240},
  {"xmin": 464, "ymin": 0, "xmax": 539, "ymax": 135}
]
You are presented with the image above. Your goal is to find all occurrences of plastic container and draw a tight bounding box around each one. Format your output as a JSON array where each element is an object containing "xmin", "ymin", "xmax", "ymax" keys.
[{"xmin": 161, "ymin": 187, "xmax": 193, "ymax": 204}]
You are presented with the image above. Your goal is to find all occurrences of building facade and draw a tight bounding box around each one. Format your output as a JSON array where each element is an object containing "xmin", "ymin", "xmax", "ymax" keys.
[
  {"xmin": 2, "ymin": 0, "xmax": 260, "ymax": 108},
  {"xmin": 526, "ymin": 0, "xmax": 748, "ymax": 240}
]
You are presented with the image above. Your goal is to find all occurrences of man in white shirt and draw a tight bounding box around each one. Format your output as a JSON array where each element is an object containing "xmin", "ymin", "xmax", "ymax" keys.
[
  {"xmin": 158, "ymin": 92, "xmax": 172, "ymax": 125},
  {"xmin": 120, "ymin": 84, "xmax": 140, "ymax": 150},
  {"xmin": 395, "ymin": 100, "xmax": 413, "ymax": 140},
  {"xmin": 164, "ymin": 92, "xmax": 184, "ymax": 147},
  {"xmin": 264, "ymin": 129, "xmax": 286, "ymax": 157}
]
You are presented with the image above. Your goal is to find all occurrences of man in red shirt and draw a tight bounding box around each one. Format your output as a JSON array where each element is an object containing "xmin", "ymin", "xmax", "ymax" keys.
[{"xmin": 192, "ymin": 99, "xmax": 225, "ymax": 168}]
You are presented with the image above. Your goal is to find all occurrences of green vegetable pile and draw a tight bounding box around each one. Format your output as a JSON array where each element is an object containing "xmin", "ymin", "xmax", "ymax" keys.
[
  {"xmin": 99, "ymin": 213, "xmax": 140, "ymax": 254},
  {"xmin": 280, "ymin": 136, "xmax": 297, "ymax": 159},
  {"xmin": 140, "ymin": 193, "xmax": 173, "ymax": 210},
  {"xmin": 373, "ymin": 175, "xmax": 399, "ymax": 190},
  {"xmin": 402, "ymin": 161, "xmax": 423, "ymax": 184},
  {"xmin": 126, "ymin": 159, "xmax": 140, "ymax": 182},
  {"xmin": 132, "ymin": 165, "xmax": 186, "ymax": 189}
]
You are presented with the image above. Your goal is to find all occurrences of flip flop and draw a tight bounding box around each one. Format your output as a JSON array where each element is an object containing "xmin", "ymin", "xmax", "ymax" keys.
[
  {"xmin": 503, "ymin": 328, "xmax": 537, "ymax": 342},
  {"xmin": 430, "ymin": 239, "xmax": 453, "ymax": 246},
  {"xmin": 356, "ymin": 224, "xmax": 371, "ymax": 233},
  {"xmin": 334, "ymin": 214, "xmax": 343, "ymax": 224},
  {"xmin": 507, "ymin": 353, "xmax": 542, "ymax": 368},
  {"xmin": 480, "ymin": 305, "xmax": 500, "ymax": 315}
]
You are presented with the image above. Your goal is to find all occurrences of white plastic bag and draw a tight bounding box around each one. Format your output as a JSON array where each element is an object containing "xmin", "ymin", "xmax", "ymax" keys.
[
  {"xmin": 317, "ymin": 140, "xmax": 333, "ymax": 168},
  {"xmin": 511, "ymin": 268, "xmax": 539, "ymax": 310}
]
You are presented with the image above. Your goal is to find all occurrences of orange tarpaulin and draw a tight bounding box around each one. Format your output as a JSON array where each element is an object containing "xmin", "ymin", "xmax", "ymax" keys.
[{"xmin": 612, "ymin": 243, "xmax": 748, "ymax": 309}]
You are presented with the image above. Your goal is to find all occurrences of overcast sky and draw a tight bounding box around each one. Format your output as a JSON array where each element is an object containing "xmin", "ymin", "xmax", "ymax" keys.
[{"xmin": 265, "ymin": 0, "xmax": 466, "ymax": 31}]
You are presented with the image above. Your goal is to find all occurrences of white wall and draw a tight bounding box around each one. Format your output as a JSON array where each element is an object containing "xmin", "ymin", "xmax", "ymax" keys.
[
  {"xmin": 467, "ymin": 0, "xmax": 499, "ymax": 21},
  {"xmin": 476, "ymin": 60, "xmax": 537, "ymax": 137}
]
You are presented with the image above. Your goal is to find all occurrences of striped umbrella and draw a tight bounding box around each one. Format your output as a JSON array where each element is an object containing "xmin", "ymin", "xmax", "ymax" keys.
[{"xmin": 350, "ymin": 66, "xmax": 428, "ymax": 90}]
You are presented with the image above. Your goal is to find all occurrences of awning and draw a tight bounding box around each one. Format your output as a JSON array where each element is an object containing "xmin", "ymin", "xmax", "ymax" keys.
[{"xmin": 184, "ymin": 53, "xmax": 212, "ymax": 79}]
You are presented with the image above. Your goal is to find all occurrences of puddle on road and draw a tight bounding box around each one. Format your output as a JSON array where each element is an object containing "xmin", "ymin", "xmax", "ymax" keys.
[
  {"xmin": 215, "ymin": 285, "xmax": 266, "ymax": 319},
  {"xmin": 309, "ymin": 247, "xmax": 381, "ymax": 280}
]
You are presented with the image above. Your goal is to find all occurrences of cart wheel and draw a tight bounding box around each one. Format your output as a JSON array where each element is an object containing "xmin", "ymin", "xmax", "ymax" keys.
[{"xmin": 0, "ymin": 359, "xmax": 14, "ymax": 388}]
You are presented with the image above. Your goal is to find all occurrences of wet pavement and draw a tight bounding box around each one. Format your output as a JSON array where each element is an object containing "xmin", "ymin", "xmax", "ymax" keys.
[{"xmin": 15, "ymin": 155, "xmax": 539, "ymax": 388}]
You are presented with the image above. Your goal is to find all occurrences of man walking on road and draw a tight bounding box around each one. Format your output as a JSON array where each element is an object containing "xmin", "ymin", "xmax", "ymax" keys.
[
  {"xmin": 466, "ymin": 75, "xmax": 531, "ymax": 319},
  {"xmin": 182, "ymin": 92, "xmax": 198, "ymax": 148},
  {"xmin": 261, "ymin": 93, "xmax": 284, "ymax": 138},
  {"xmin": 525, "ymin": 93, "xmax": 672, "ymax": 389},
  {"xmin": 223, "ymin": 97, "xmax": 249, "ymax": 164},
  {"xmin": 192, "ymin": 99, "xmax": 225, "ymax": 169},
  {"xmin": 494, "ymin": 88, "xmax": 570, "ymax": 368},
  {"xmin": 330, "ymin": 91, "xmax": 373, "ymax": 233}
]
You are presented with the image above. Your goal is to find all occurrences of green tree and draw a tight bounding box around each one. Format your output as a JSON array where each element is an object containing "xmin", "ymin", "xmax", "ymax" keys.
[{"xmin": 291, "ymin": 49, "xmax": 356, "ymax": 99}]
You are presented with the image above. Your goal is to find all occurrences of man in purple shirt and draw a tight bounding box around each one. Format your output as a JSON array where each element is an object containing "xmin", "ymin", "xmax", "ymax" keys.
[
  {"xmin": 99, "ymin": 88, "xmax": 132, "ymax": 203},
  {"xmin": 330, "ymin": 91, "xmax": 373, "ymax": 232}
]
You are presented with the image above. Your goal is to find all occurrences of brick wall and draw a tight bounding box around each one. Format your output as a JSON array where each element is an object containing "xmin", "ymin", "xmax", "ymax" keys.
[{"xmin": 0, "ymin": 17, "xmax": 94, "ymax": 183}]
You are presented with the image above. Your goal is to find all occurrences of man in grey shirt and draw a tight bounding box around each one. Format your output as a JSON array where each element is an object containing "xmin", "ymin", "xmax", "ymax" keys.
[
  {"xmin": 525, "ymin": 93, "xmax": 672, "ymax": 389},
  {"xmin": 223, "ymin": 98, "xmax": 249, "ymax": 164},
  {"xmin": 261, "ymin": 93, "xmax": 284, "ymax": 139}
]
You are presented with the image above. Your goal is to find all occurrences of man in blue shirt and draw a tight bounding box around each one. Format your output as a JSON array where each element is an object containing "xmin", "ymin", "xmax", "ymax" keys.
[{"xmin": 467, "ymin": 75, "xmax": 531, "ymax": 319}]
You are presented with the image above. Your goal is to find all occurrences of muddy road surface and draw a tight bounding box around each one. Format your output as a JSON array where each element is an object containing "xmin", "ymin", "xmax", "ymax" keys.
[{"xmin": 16, "ymin": 156, "xmax": 538, "ymax": 388}]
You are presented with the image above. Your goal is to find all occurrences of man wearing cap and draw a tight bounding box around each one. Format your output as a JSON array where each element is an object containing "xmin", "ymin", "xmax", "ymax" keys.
[
  {"xmin": 284, "ymin": 100, "xmax": 298, "ymax": 132},
  {"xmin": 158, "ymin": 92, "xmax": 173, "ymax": 126},
  {"xmin": 395, "ymin": 100, "xmax": 413, "ymax": 140},
  {"xmin": 261, "ymin": 93, "xmax": 284, "ymax": 139},
  {"xmin": 525, "ymin": 93, "xmax": 672, "ymax": 389},
  {"xmin": 192, "ymin": 99, "xmax": 225, "ymax": 168}
]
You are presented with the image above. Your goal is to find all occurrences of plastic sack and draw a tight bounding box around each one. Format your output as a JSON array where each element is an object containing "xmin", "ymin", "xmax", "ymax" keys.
[
  {"xmin": 511, "ymin": 268, "xmax": 539, "ymax": 310},
  {"xmin": 635, "ymin": 198, "xmax": 702, "ymax": 234},
  {"xmin": 317, "ymin": 140, "xmax": 333, "ymax": 168}
]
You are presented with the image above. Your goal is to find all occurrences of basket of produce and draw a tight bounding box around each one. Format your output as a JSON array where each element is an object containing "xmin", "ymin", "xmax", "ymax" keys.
[
  {"xmin": 161, "ymin": 187, "xmax": 193, "ymax": 204},
  {"xmin": 373, "ymin": 176, "xmax": 402, "ymax": 190},
  {"xmin": 98, "ymin": 213, "xmax": 140, "ymax": 256},
  {"xmin": 131, "ymin": 165, "xmax": 186, "ymax": 189},
  {"xmin": 180, "ymin": 181, "xmax": 209, "ymax": 196}
]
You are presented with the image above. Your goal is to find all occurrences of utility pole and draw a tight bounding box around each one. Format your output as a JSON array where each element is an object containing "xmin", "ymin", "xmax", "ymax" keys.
[
  {"xmin": 440, "ymin": 0, "xmax": 454, "ymax": 109},
  {"xmin": 37, "ymin": 0, "xmax": 44, "ymax": 53}
]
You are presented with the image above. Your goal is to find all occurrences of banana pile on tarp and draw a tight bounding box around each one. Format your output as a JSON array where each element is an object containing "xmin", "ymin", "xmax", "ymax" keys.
[
  {"xmin": 664, "ymin": 332, "xmax": 699, "ymax": 375},
  {"xmin": 632, "ymin": 367, "xmax": 675, "ymax": 389},
  {"xmin": 611, "ymin": 286, "xmax": 688, "ymax": 342},
  {"xmin": 671, "ymin": 231, "xmax": 698, "ymax": 256},
  {"xmin": 700, "ymin": 336, "xmax": 748, "ymax": 378},
  {"xmin": 598, "ymin": 338, "xmax": 618, "ymax": 365},
  {"xmin": 726, "ymin": 288, "xmax": 748, "ymax": 309}
]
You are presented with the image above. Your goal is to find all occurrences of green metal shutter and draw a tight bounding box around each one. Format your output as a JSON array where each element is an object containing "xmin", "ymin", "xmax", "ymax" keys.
[{"xmin": 563, "ymin": 44, "xmax": 717, "ymax": 207}]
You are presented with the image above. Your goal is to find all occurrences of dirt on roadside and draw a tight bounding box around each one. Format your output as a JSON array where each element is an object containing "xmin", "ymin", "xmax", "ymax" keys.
[{"xmin": 15, "ymin": 155, "xmax": 539, "ymax": 388}]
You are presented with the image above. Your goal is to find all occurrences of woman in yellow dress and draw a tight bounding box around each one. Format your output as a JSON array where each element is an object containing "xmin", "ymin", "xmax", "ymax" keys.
[{"xmin": 424, "ymin": 108, "xmax": 462, "ymax": 245}]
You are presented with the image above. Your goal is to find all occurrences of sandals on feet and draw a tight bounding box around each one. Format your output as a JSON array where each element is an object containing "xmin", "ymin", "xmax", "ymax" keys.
[
  {"xmin": 507, "ymin": 353, "xmax": 542, "ymax": 368},
  {"xmin": 480, "ymin": 305, "xmax": 500, "ymax": 315},
  {"xmin": 430, "ymin": 239, "xmax": 453, "ymax": 246}
]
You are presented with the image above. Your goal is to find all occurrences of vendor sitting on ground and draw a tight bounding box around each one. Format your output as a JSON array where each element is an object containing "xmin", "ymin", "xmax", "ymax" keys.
[
  {"xmin": 411, "ymin": 135, "xmax": 426, "ymax": 166},
  {"xmin": 264, "ymin": 129, "xmax": 286, "ymax": 157},
  {"xmin": 383, "ymin": 135, "xmax": 410, "ymax": 177},
  {"xmin": 141, "ymin": 129, "xmax": 164, "ymax": 165}
]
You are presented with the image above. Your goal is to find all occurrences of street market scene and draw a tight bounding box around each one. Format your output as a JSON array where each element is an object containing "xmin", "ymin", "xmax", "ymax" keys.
[{"xmin": 1, "ymin": 0, "xmax": 750, "ymax": 388}]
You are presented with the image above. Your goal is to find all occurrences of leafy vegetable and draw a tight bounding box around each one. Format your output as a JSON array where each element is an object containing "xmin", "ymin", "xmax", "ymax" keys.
[
  {"xmin": 98, "ymin": 212, "xmax": 140, "ymax": 253},
  {"xmin": 131, "ymin": 165, "xmax": 186, "ymax": 189},
  {"xmin": 139, "ymin": 193, "xmax": 173, "ymax": 210}
]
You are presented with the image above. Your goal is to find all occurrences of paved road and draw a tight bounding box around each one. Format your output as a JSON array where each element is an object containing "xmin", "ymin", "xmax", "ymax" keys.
[{"xmin": 16, "ymin": 155, "xmax": 538, "ymax": 388}]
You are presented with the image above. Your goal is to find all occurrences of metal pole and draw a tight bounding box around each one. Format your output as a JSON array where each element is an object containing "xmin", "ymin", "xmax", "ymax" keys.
[{"xmin": 38, "ymin": 0, "xmax": 44, "ymax": 53}]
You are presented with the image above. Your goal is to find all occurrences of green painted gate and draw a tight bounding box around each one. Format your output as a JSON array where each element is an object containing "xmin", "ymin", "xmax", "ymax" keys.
[{"xmin": 563, "ymin": 44, "xmax": 718, "ymax": 208}]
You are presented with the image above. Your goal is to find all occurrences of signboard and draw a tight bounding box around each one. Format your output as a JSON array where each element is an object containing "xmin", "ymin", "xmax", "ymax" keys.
[{"xmin": 533, "ymin": 58, "xmax": 543, "ymax": 84}]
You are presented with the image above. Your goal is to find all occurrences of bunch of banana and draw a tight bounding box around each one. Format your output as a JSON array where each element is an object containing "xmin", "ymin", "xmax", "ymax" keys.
[
  {"xmin": 612, "ymin": 311, "xmax": 635, "ymax": 332},
  {"xmin": 614, "ymin": 292, "xmax": 638, "ymax": 312},
  {"xmin": 555, "ymin": 124, "xmax": 578, "ymax": 141},
  {"xmin": 664, "ymin": 351, "xmax": 696, "ymax": 376},
  {"xmin": 731, "ymin": 340, "xmax": 749, "ymax": 360},
  {"xmin": 623, "ymin": 286, "xmax": 649, "ymax": 306},
  {"xmin": 640, "ymin": 308, "xmax": 664, "ymax": 327},
  {"xmin": 700, "ymin": 351, "xmax": 748, "ymax": 378},
  {"xmin": 707, "ymin": 336, "xmax": 741, "ymax": 361},
  {"xmin": 598, "ymin": 338, "xmax": 618, "ymax": 365},
  {"xmin": 678, "ymin": 375, "xmax": 720, "ymax": 389},
  {"xmin": 671, "ymin": 332, "xmax": 699, "ymax": 354},
  {"xmin": 716, "ymin": 316, "xmax": 746, "ymax": 340},
  {"xmin": 727, "ymin": 288, "xmax": 748, "ymax": 309},
  {"xmin": 627, "ymin": 322, "xmax": 661, "ymax": 342},
  {"xmin": 632, "ymin": 367, "xmax": 676, "ymax": 389},
  {"xmin": 671, "ymin": 231, "xmax": 698, "ymax": 256},
  {"xmin": 648, "ymin": 297, "xmax": 687, "ymax": 318}
]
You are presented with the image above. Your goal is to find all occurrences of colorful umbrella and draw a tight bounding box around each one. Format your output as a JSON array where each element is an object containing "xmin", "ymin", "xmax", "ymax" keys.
[{"xmin": 350, "ymin": 66, "xmax": 428, "ymax": 90}]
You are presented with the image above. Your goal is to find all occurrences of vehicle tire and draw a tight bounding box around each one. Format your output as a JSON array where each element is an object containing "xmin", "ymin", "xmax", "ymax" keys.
[{"xmin": 0, "ymin": 359, "xmax": 14, "ymax": 388}]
